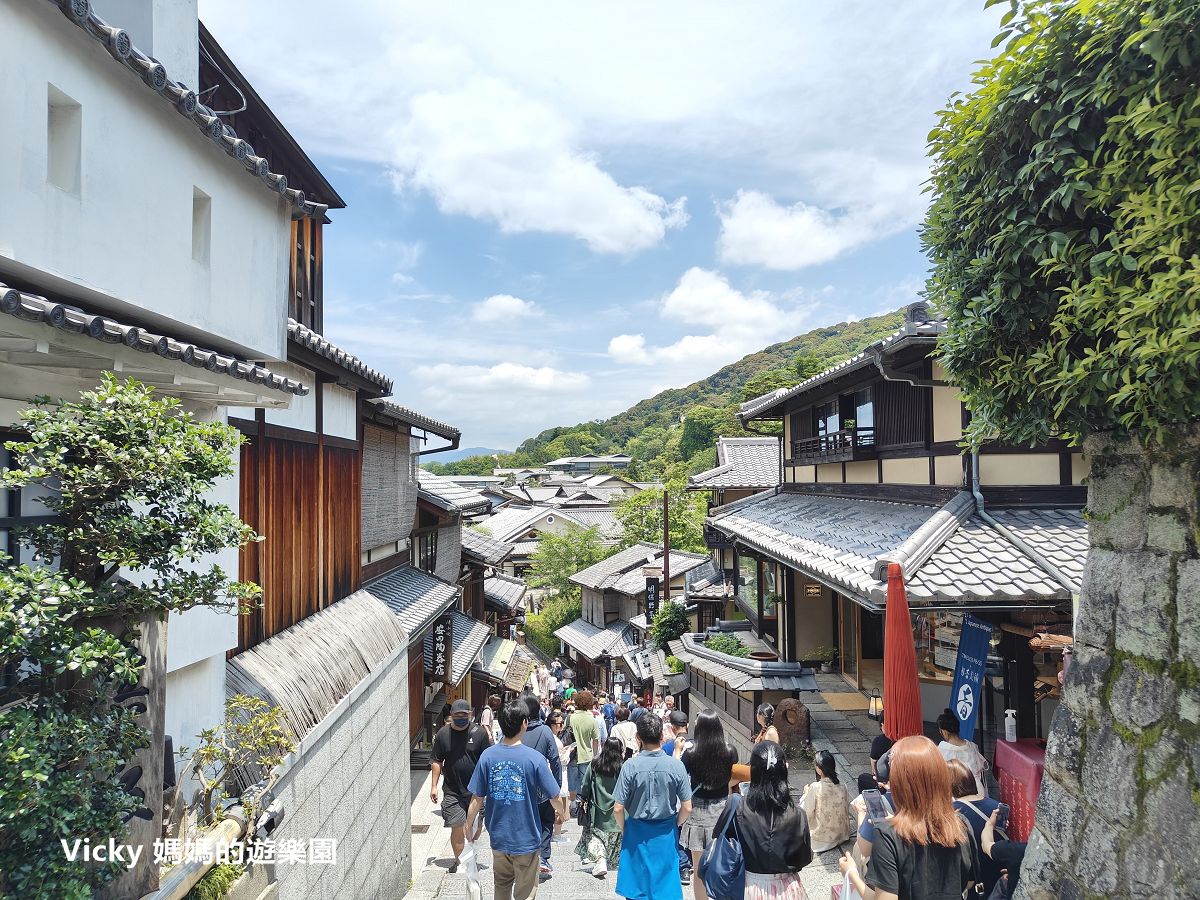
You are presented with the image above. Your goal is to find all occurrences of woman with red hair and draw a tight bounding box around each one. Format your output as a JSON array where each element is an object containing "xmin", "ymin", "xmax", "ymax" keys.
[{"xmin": 839, "ymin": 735, "xmax": 976, "ymax": 900}]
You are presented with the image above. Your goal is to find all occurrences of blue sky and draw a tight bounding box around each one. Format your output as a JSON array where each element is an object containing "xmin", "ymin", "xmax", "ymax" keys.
[{"xmin": 199, "ymin": 1, "xmax": 1003, "ymax": 449}]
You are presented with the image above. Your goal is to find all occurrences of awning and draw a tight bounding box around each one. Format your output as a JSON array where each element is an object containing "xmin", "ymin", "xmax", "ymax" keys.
[
  {"xmin": 358, "ymin": 566, "xmax": 460, "ymax": 645},
  {"xmin": 471, "ymin": 637, "xmax": 537, "ymax": 692},
  {"xmin": 708, "ymin": 490, "xmax": 1082, "ymax": 609},
  {"xmin": 461, "ymin": 528, "xmax": 514, "ymax": 567},
  {"xmin": 484, "ymin": 575, "xmax": 528, "ymax": 614},
  {"xmin": 554, "ymin": 618, "xmax": 639, "ymax": 660},
  {"xmin": 424, "ymin": 609, "xmax": 491, "ymax": 687}
]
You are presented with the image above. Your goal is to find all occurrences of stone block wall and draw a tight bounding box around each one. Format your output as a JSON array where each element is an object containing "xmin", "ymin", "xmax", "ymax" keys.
[
  {"xmin": 1017, "ymin": 427, "xmax": 1199, "ymax": 899},
  {"xmin": 264, "ymin": 645, "xmax": 412, "ymax": 900}
]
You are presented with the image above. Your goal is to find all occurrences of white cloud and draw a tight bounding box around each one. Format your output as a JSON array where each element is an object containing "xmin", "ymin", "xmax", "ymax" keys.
[
  {"xmin": 717, "ymin": 189, "xmax": 918, "ymax": 270},
  {"xmin": 471, "ymin": 294, "xmax": 543, "ymax": 324},
  {"xmin": 608, "ymin": 268, "xmax": 813, "ymax": 376},
  {"xmin": 412, "ymin": 362, "xmax": 590, "ymax": 395},
  {"xmin": 390, "ymin": 78, "xmax": 687, "ymax": 254}
]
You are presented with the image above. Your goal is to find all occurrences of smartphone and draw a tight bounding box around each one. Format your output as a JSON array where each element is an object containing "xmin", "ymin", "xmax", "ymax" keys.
[
  {"xmin": 862, "ymin": 789, "xmax": 893, "ymax": 822},
  {"xmin": 995, "ymin": 803, "xmax": 1010, "ymax": 831}
]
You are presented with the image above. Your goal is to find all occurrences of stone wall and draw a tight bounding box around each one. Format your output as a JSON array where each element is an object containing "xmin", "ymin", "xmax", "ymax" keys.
[
  {"xmin": 235, "ymin": 644, "xmax": 412, "ymax": 900},
  {"xmin": 1017, "ymin": 427, "xmax": 1199, "ymax": 899}
]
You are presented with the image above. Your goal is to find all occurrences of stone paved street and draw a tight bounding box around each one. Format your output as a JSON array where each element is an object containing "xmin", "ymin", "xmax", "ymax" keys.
[{"xmin": 406, "ymin": 676, "xmax": 884, "ymax": 899}]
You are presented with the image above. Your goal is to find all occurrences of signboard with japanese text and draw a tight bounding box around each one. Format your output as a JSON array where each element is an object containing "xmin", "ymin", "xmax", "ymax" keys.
[
  {"xmin": 949, "ymin": 613, "xmax": 992, "ymax": 741},
  {"xmin": 430, "ymin": 613, "xmax": 454, "ymax": 683},
  {"xmin": 645, "ymin": 578, "xmax": 660, "ymax": 621}
]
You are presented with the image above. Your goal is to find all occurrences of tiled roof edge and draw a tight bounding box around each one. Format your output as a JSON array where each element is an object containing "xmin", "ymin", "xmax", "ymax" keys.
[
  {"xmin": 288, "ymin": 320, "xmax": 392, "ymax": 393},
  {"xmin": 47, "ymin": 0, "xmax": 326, "ymax": 219},
  {"xmin": 873, "ymin": 490, "xmax": 975, "ymax": 581},
  {"xmin": 368, "ymin": 399, "xmax": 460, "ymax": 442},
  {"xmin": 0, "ymin": 283, "xmax": 308, "ymax": 396}
]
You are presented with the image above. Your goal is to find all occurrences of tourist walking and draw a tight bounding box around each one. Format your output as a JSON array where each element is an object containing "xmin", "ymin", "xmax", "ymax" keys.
[
  {"xmin": 949, "ymin": 758, "xmax": 1001, "ymax": 896},
  {"xmin": 465, "ymin": 701, "xmax": 564, "ymax": 900},
  {"xmin": 481, "ymin": 694, "xmax": 502, "ymax": 744},
  {"xmin": 519, "ymin": 693, "xmax": 562, "ymax": 878},
  {"xmin": 568, "ymin": 690, "xmax": 601, "ymax": 803},
  {"xmin": 752, "ymin": 703, "xmax": 779, "ymax": 745},
  {"xmin": 800, "ymin": 749, "xmax": 853, "ymax": 853},
  {"xmin": 680, "ymin": 711, "xmax": 736, "ymax": 900},
  {"xmin": 662, "ymin": 710, "xmax": 689, "ymax": 757},
  {"xmin": 547, "ymin": 712, "xmax": 571, "ymax": 840},
  {"xmin": 839, "ymin": 735, "xmax": 977, "ymax": 900},
  {"xmin": 613, "ymin": 713, "xmax": 693, "ymax": 900},
  {"xmin": 429, "ymin": 699, "xmax": 492, "ymax": 872},
  {"xmin": 611, "ymin": 704, "xmax": 639, "ymax": 758},
  {"xmin": 936, "ymin": 708, "xmax": 989, "ymax": 795},
  {"xmin": 575, "ymin": 735, "xmax": 626, "ymax": 877},
  {"xmin": 712, "ymin": 740, "xmax": 813, "ymax": 900}
]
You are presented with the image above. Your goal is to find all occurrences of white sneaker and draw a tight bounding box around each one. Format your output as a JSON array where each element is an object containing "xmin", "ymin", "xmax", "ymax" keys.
[{"xmin": 591, "ymin": 860, "xmax": 607, "ymax": 878}]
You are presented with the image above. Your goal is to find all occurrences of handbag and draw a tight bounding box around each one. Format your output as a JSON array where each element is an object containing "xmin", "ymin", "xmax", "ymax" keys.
[
  {"xmin": 832, "ymin": 871, "xmax": 863, "ymax": 900},
  {"xmin": 573, "ymin": 771, "xmax": 592, "ymax": 827},
  {"xmin": 698, "ymin": 793, "xmax": 745, "ymax": 900}
]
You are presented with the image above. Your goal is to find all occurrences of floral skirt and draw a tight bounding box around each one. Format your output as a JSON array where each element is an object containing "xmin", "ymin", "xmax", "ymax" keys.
[
  {"xmin": 744, "ymin": 870, "xmax": 810, "ymax": 900},
  {"xmin": 574, "ymin": 826, "xmax": 622, "ymax": 868}
]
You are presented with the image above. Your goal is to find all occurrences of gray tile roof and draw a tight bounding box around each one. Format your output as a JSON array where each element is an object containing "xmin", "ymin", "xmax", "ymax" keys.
[
  {"xmin": 739, "ymin": 320, "xmax": 946, "ymax": 422},
  {"xmin": 1, "ymin": 284, "xmax": 307, "ymax": 396},
  {"xmin": 424, "ymin": 609, "xmax": 491, "ymax": 686},
  {"xmin": 48, "ymin": 1, "xmax": 325, "ymax": 217},
  {"xmin": 288, "ymin": 319, "xmax": 392, "ymax": 393},
  {"xmin": 609, "ymin": 552, "xmax": 710, "ymax": 596},
  {"xmin": 685, "ymin": 559, "xmax": 734, "ymax": 600},
  {"xmin": 461, "ymin": 528, "xmax": 514, "ymax": 566},
  {"xmin": 558, "ymin": 507, "xmax": 623, "ymax": 540},
  {"xmin": 479, "ymin": 505, "xmax": 552, "ymax": 542},
  {"xmin": 623, "ymin": 646, "xmax": 672, "ymax": 686},
  {"xmin": 988, "ymin": 508, "xmax": 1089, "ymax": 589},
  {"xmin": 418, "ymin": 471, "xmax": 492, "ymax": 516},
  {"xmin": 367, "ymin": 400, "xmax": 460, "ymax": 442},
  {"xmin": 511, "ymin": 540, "xmax": 541, "ymax": 557},
  {"xmin": 570, "ymin": 542, "xmax": 709, "ymax": 594},
  {"xmin": 668, "ymin": 635, "xmax": 819, "ymax": 692},
  {"xmin": 709, "ymin": 490, "xmax": 1083, "ymax": 607},
  {"xmin": 688, "ymin": 437, "xmax": 781, "ymax": 490},
  {"xmin": 484, "ymin": 574, "xmax": 528, "ymax": 613},
  {"xmin": 554, "ymin": 618, "xmax": 640, "ymax": 660},
  {"xmin": 359, "ymin": 565, "xmax": 459, "ymax": 640}
]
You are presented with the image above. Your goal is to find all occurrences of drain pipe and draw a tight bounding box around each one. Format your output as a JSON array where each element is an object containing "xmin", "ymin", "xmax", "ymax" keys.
[
  {"xmin": 138, "ymin": 812, "xmax": 246, "ymax": 900},
  {"xmin": 969, "ymin": 453, "xmax": 1076, "ymax": 594}
]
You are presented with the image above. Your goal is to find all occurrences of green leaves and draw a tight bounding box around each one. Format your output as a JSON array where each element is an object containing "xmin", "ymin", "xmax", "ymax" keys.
[{"xmin": 923, "ymin": 0, "xmax": 1200, "ymax": 446}]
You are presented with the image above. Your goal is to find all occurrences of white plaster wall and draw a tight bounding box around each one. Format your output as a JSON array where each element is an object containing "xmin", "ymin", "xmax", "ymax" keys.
[
  {"xmin": 0, "ymin": 0, "xmax": 289, "ymax": 359},
  {"xmin": 263, "ymin": 363, "xmax": 318, "ymax": 431},
  {"xmin": 91, "ymin": 0, "xmax": 198, "ymax": 88},
  {"xmin": 322, "ymin": 384, "xmax": 357, "ymax": 441},
  {"xmin": 164, "ymin": 653, "xmax": 226, "ymax": 766}
]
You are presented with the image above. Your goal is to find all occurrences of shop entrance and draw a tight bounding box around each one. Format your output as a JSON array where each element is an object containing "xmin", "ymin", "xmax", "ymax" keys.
[{"xmin": 838, "ymin": 596, "xmax": 884, "ymax": 692}]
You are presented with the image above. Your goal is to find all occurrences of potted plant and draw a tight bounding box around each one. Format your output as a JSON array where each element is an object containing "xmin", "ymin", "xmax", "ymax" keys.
[
  {"xmin": 843, "ymin": 419, "xmax": 857, "ymax": 432},
  {"xmin": 808, "ymin": 646, "xmax": 838, "ymax": 673}
]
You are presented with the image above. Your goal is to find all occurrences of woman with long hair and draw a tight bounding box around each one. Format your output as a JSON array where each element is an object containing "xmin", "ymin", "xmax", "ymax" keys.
[
  {"xmin": 800, "ymin": 749, "xmax": 853, "ymax": 852},
  {"xmin": 839, "ymin": 735, "xmax": 976, "ymax": 899},
  {"xmin": 679, "ymin": 712, "xmax": 737, "ymax": 900},
  {"xmin": 575, "ymin": 736, "xmax": 626, "ymax": 877},
  {"xmin": 753, "ymin": 703, "xmax": 779, "ymax": 745},
  {"xmin": 948, "ymin": 758, "xmax": 1001, "ymax": 897},
  {"xmin": 710, "ymin": 741, "xmax": 813, "ymax": 899}
]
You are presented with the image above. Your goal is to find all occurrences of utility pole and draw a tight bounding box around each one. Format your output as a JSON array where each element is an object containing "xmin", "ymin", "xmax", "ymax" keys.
[{"xmin": 662, "ymin": 489, "xmax": 671, "ymax": 601}]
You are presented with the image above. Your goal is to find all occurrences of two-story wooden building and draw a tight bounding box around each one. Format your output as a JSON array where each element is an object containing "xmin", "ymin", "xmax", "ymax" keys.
[{"xmin": 692, "ymin": 304, "xmax": 1088, "ymax": 750}]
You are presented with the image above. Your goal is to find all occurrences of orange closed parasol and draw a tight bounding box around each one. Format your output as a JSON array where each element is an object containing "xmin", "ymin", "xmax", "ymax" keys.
[{"xmin": 882, "ymin": 562, "xmax": 923, "ymax": 741}]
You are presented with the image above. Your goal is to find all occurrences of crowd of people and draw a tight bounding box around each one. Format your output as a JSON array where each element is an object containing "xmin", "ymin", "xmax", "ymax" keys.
[{"xmin": 428, "ymin": 658, "xmax": 1026, "ymax": 900}]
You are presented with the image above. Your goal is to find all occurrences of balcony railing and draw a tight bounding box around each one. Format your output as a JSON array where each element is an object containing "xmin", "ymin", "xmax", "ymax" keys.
[
  {"xmin": 791, "ymin": 426, "xmax": 876, "ymax": 465},
  {"xmin": 703, "ymin": 524, "xmax": 734, "ymax": 549}
]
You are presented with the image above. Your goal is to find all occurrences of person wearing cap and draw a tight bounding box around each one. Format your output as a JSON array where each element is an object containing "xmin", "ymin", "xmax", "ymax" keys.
[
  {"xmin": 661, "ymin": 710, "xmax": 690, "ymax": 758},
  {"xmin": 431, "ymin": 698, "xmax": 492, "ymax": 871}
]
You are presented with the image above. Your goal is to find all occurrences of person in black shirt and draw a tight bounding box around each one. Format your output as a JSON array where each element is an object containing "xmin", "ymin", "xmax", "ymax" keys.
[
  {"xmin": 430, "ymin": 698, "xmax": 491, "ymax": 872},
  {"xmin": 714, "ymin": 740, "xmax": 811, "ymax": 900},
  {"xmin": 681, "ymin": 712, "xmax": 736, "ymax": 900},
  {"xmin": 982, "ymin": 808, "xmax": 1026, "ymax": 899},
  {"xmin": 840, "ymin": 735, "xmax": 975, "ymax": 900}
]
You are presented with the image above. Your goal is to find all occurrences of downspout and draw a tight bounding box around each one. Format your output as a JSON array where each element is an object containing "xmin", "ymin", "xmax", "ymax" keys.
[
  {"xmin": 415, "ymin": 428, "xmax": 460, "ymax": 456},
  {"xmin": 969, "ymin": 453, "xmax": 1076, "ymax": 594}
]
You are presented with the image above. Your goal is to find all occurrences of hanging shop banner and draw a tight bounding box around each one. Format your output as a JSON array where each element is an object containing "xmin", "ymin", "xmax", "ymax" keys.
[
  {"xmin": 645, "ymin": 578, "xmax": 660, "ymax": 621},
  {"xmin": 949, "ymin": 613, "xmax": 992, "ymax": 742},
  {"xmin": 431, "ymin": 613, "xmax": 454, "ymax": 683}
]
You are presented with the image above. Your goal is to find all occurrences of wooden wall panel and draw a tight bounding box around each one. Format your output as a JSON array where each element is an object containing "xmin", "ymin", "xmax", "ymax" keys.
[{"xmin": 236, "ymin": 436, "xmax": 362, "ymax": 653}]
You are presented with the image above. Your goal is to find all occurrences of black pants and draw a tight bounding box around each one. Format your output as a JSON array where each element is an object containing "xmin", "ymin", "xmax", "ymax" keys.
[{"xmin": 538, "ymin": 800, "xmax": 555, "ymax": 863}]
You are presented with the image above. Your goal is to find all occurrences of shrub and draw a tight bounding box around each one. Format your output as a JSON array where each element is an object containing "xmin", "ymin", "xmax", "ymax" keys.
[
  {"xmin": 650, "ymin": 602, "xmax": 691, "ymax": 650},
  {"xmin": 924, "ymin": 0, "xmax": 1200, "ymax": 446},
  {"xmin": 704, "ymin": 634, "xmax": 751, "ymax": 658},
  {"xmin": 666, "ymin": 655, "xmax": 685, "ymax": 674}
]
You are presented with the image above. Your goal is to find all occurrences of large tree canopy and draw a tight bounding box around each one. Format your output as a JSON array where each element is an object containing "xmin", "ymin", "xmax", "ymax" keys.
[{"xmin": 924, "ymin": 0, "xmax": 1200, "ymax": 446}]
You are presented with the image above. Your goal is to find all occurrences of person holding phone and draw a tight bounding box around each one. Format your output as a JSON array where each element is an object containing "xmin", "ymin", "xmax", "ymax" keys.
[
  {"xmin": 839, "ymin": 736, "xmax": 976, "ymax": 900},
  {"xmin": 982, "ymin": 808, "xmax": 1026, "ymax": 899},
  {"xmin": 948, "ymin": 759, "xmax": 1002, "ymax": 896}
]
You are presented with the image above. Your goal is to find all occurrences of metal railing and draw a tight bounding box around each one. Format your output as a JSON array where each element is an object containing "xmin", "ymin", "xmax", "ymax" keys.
[{"xmin": 791, "ymin": 426, "xmax": 876, "ymax": 461}]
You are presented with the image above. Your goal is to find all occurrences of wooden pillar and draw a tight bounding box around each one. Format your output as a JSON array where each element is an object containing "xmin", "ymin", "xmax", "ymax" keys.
[{"xmin": 756, "ymin": 557, "xmax": 765, "ymax": 639}]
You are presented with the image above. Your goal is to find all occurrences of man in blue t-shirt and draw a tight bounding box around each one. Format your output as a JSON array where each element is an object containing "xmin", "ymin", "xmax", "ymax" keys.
[{"xmin": 467, "ymin": 701, "xmax": 563, "ymax": 900}]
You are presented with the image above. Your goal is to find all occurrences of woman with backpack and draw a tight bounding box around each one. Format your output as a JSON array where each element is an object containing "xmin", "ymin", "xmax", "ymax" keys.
[
  {"xmin": 838, "ymin": 735, "xmax": 977, "ymax": 900},
  {"xmin": 574, "ymin": 736, "xmax": 626, "ymax": 877},
  {"xmin": 705, "ymin": 741, "xmax": 812, "ymax": 900},
  {"xmin": 800, "ymin": 750, "xmax": 853, "ymax": 853},
  {"xmin": 949, "ymin": 758, "xmax": 1002, "ymax": 897},
  {"xmin": 680, "ymin": 712, "xmax": 736, "ymax": 900}
]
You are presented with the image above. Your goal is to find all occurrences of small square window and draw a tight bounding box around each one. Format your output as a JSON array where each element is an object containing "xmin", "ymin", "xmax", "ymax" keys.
[
  {"xmin": 47, "ymin": 85, "xmax": 81, "ymax": 195},
  {"xmin": 192, "ymin": 187, "xmax": 211, "ymax": 264}
]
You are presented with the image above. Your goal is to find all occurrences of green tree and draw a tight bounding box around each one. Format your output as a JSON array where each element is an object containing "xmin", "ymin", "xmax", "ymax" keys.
[
  {"xmin": 742, "ymin": 367, "xmax": 795, "ymax": 402},
  {"xmin": 0, "ymin": 376, "xmax": 260, "ymax": 898},
  {"xmin": 925, "ymin": 0, "xmax": 1200, "ymax": 446},
  {"xmin": 526, "ymin": 526, "xmax": 609, "ymax": 603},
  {"xmin": 679, "ymin": 406, "xmax": 724, "ymax": 460},
  {"xmin": 792, "ymin": 354, "xmax": 826, "ymax": 381},
  {"xmin": 616, "ymin": 482, "xmax": 707, "ymax": 553},
  {"xmin": 649, "ymin": 602, "xmax": 691, "ymax": 650}
]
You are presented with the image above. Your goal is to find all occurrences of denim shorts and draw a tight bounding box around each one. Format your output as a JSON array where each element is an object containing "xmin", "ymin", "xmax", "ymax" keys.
[{"xmin": 567, "ymin": 761, "xmax": 591, "ymax": 792}]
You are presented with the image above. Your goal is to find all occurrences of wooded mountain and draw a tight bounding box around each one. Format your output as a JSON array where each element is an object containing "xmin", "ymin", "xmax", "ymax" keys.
[{"xmin": 426, "ymin": 308, "xmax": 906, "ymax": 479}]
